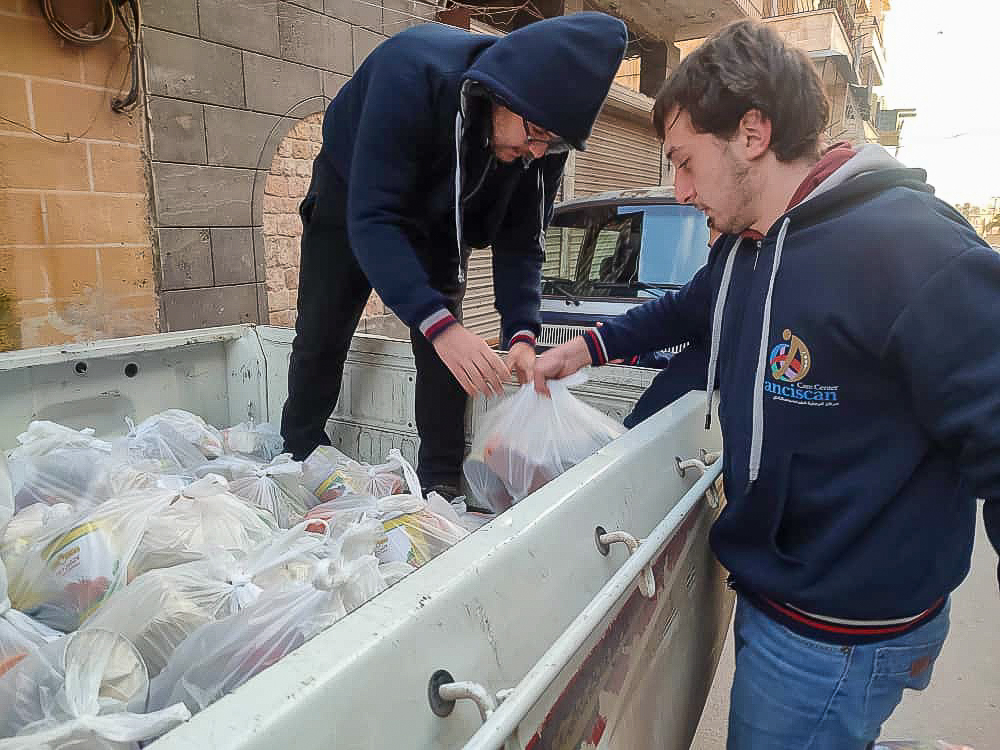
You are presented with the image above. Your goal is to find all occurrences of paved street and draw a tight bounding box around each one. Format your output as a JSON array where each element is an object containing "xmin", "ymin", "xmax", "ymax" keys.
[{"xmin": 692, "ymin": 505, "xmax": 1000, "ymax": 749}]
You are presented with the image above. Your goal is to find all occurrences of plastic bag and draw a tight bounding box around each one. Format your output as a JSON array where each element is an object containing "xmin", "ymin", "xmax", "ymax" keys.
[
  {"xmin": 148, "ymin": 532, "xmax": 385, "ymax": 715},
  {"xmin": 306, "ymin": 494, "xmax": 468, "ymax": 568},
  {"xmin": 221, "ymin": 421, "xmax": 284, "ymax": 461},
  {"xmin": 192, "ymin": 454, "xmax": 263, "ymax": 482},
  {"xmin": 0, "ymin": 628, "xmax": 190, "ymax": 749},
  {"xmin": 136, "ymin": 410, "xmax": 224, "ymax": 459},
  {"xmin": 228, "ymin": 455, "xmax": 313, "ymax": 529},
  {"xmin": 112, "ymin": 417, "xmax": 205, "ymax": 478},
  {"xmin": 301, "ymin": 446, "xmax": 411, "ymax": 503},
  {"xmin": 464, "ymin": 372, "xmax": 625, "ymax": 511},
  {"xmin": 10, "ymin": 421, "xmax": 111, "ymax": 459},
  {"xmin": 7, "ymin": 446, "xmax": 114, "ymax": 513},
  {"xmin": 1, "ymin": 556, "xmax": 61, "ymax": 679},
  {"xmin": 4, "ymin": 493, "xmax": 173, "ymax": 632},
  {"xmin": 85, "ymin": 522, "xmax": 329, "ymax": 678},
  {"xmin": 428, "ymin": 492, "xmax": 496, "ymax": 532},
  {"xmin": 1, "ymin": 503, "xmax": 76, "ymax": 586},
  {"xmin": 131, "ymin": 475, "xmax": 277, "ymax": 577}
]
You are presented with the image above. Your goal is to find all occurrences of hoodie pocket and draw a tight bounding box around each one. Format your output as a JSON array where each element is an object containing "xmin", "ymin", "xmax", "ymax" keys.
[{"xmin": 766, "ymin": 452, "xmax": 806, "ymax": 566}]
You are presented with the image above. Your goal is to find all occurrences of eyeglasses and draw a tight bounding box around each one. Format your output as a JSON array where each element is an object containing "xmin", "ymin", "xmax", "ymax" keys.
[{"xmin": 523, "ymin": 119, "xmax": 572, "ymax": 154}]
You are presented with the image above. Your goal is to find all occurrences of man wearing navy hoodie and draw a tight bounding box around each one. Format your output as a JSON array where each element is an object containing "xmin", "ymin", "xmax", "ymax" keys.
[
  {"xmin": 280, "ymin": 14, "xmax": 626, "ymax": 497},
  {"xmin": 535, "ymin": 20, "xmax": 1000, "ymax": 749}
]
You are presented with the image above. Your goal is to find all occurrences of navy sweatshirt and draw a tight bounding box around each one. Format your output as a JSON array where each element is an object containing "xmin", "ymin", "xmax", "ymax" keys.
[
  {"xmin": 587, "ymin": 146, "xmax": 1000, "ymax": 641},
  {"xmin": 318, "ymin": 15, "xmax": 626, "ymax": 346}
]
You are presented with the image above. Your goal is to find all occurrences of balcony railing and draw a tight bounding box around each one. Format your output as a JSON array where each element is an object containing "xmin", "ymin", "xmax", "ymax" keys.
[{"xmin": 762, "ymin": 0, "xmax": 855, "ymax": 43}]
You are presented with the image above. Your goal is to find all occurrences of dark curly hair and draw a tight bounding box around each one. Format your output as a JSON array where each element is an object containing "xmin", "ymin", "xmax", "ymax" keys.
[{"xmin": 653, "ymin": 20, "xmax": 829, "ymax": 163}]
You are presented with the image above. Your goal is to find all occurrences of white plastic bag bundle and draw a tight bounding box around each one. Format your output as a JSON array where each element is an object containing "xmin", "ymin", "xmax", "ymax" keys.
[
  {"xmin": 1, "ymin": 503, "xmax": 76, "ymax": 584},
  {"xmin": 464, "ymin": 372, "xmax": 625, "ymax": 511},
  {"xmin": 9, "ymin": 422, "xmax": 111, "ymax": 459},
  {"xmin": 7, "ymin": 450, "xmax": 111, "ymax": 514},
  {"xmin": 1, "ymin": 557, "xmax": 61, "ymax": 679},
  {"xmin": 301, "ymin": 446, "xmax": 410, "ymax": 504},
  {"xmin": 192, "ymin": 454, "xmax": 263, "ymax": 482},
  {"xmin": 135, "ymin": 410, "xmax": 224, "ymax": 459},
  {"xmin": 305, "ymin": 466, "xmax": 468, "ymax": 569},
  {"xmin": 84, "ymin": 522, "xmax": 330, "ymax": 678},
  {"xmin": 131, "ymin": 475, "xmax": 277, "ymax": 577},
  {"xmin": 112, "ymin": 417, "xmax": 205, "ymax": 478},
  {"xmin": 221, "ymin": 421, "xmax": 284, "ymax": 461},
  {"xmin": 148, "ymin": 530, "xmax": 385, "ymax": 715},
  {"xmin": 0, "ymin": 629, "xmax": 190, "ymax": 749},
  {"xmin": 7, "ymin": 434, "xmax": 113, "ymax": 512},
  {"xmin": 3, "ymin": 493, "xmax": 173, "ymax": 632},
  {"xmin": 228, "ymin": 455, "xmax": 313, "ymax": 529}
]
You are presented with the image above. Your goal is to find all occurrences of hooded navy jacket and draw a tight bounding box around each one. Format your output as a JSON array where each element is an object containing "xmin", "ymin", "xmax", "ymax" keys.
[
  {"xmin": 318, "ymin": 14, "xmax": 627, "ymax": 346},
  {"xmin": 585, "ymin": 146, "xmax": 1000, "ymax": 641}
]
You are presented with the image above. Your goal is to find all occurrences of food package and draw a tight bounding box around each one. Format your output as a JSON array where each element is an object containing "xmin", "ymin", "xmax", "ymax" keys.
[
  {"xmin": 85, "ymin": 522, "xmax": 330, "ymax": 678},
  {"xmin": 228, "ymin": 455, "xmax": 313, "ymax": 529},
  {"xmin": 1, "ymin": 556, "xmax": 61, "ymax": 680},
  {"xmin": 9, "ymin": 421, "xmax": 111, "ymax": 459},
  {"xmin": 135, "ymin": 410, "xmax": 224, "ymax": 459},
  {"xmin": 192, "ymin": 454, "xmax": 263, "ymax": 482},
  {"xmin": 301, "ymin": 446, "xmax": 412, "ymax": 504},
  {"xmin": 305, "ymin": 494, "xmax": 468, "ymax": 568},
  {"xmin": 112, "ymin": 417, "xmax": 205, "ymax": 478},
  {"xmin": 0, "ymin": 628, "xmax": 190, "ymax": 749},
  {"xmin": 4, "ymin": 493, "xmax": 173, "ymax": 632},
  {"xmin": 130, "ymin": 475, "xmax": 277, "ymax": 577},
  {"xmin": 464, "ymin": 372, "xmax": 624, "ymax": 511},
  {"xmin": 221, "ymin": 421, "xmax": 284, "ymax": 461},
  {"xmin": 148, "ymin": 525, "xmax": 385, "ymax": 715},
  {"xmin": 7, "ymin": 446, "xmax": 113, "ymax": 513},
  {"xmin": 427, "ymin": 492, "xmax": 496, "ymax": 533}
]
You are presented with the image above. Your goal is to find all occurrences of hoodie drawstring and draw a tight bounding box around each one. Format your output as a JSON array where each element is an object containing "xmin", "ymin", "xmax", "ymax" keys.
[
  {"xmin": 748, "ymin": 217, "xmax": 790, "ymax": 486},
  {"xmin": 703, "ymin": 217, "xmax": 790, "ymax": 489},
  {"xmin": 453, "ymin": 109, "xmax": 465, "ymax": 285},
  {"xmin": 705, "ymin": 238, "xmax": 741, "ymax": 430}
]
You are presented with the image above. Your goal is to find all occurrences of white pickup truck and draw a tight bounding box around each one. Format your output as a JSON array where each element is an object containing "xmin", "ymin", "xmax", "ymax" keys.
[{"xmin": 0, "ymin": 325, "xmax": 731, "ymax": 750}]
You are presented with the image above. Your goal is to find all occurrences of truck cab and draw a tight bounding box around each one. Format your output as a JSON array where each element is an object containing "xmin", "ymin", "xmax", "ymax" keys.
[{"xmin": 540, "ymin": 187, "xmax": 710, "ymax": 361}]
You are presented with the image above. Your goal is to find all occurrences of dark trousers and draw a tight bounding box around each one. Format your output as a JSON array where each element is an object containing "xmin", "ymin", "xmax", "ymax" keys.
[{"xmin": 280, "ymin": 156, "xmax": 468, "ymax": 489}]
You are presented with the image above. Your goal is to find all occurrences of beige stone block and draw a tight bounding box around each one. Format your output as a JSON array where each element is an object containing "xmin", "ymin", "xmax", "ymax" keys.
[
  {"xmin": 45, "ymin": 192, "xmax": 149, "ymax": 244},
  {"xmin": 265, "ymin": 175, "xmax": 288, "ymax": 197},
  {"xmin": 89, "ymin": 142, "xmax": 146, "ymax": 194},
  {"xmin": 0, "ymin": 16, "xmax": 81, "ymax": 81},
  {"xmin": 0, "ymin": 192, "xmax": 45, "ymax": 245},
  {"xmin": 32, "ymin": 80, "xmax": 142, "ymax": 144},
  {"xmin": 0, "ymin": 246, "xmax": 99, "ymax": 300},
  {"xmin": 0, "ymin": 135, "xmax": 90, "ymax": 190},
  {"xmin": 0, "ymin": 76, "xmax": 30, "ymax": 131},
  {"xmin": 98, "ymin": 246, "xmax": 154, "ymax": 295}
]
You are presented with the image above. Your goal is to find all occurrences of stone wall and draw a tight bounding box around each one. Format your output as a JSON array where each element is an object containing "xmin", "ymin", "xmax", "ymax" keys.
[
  {"xmin": 0, "ymin": 0, "xmax": 158, "ymax": 351},
  {"xmin": 142, "ymin": 0, "xmax": 436, "ymax": 331}
]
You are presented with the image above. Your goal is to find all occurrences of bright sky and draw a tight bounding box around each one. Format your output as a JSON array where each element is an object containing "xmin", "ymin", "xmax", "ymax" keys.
[{"xmin": 881, "ymin": 0, "xmax": 1000, "ymax": 205}]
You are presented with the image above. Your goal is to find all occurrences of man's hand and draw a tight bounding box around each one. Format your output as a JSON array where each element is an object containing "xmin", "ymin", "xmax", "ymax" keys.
[
  {"xmin": 432, "ymin": 324, "xmax": 510, "ymax": 397},
  {"xmin": 533, "ymin": 336, "xmax": 592, "ymax": 395},
  {"xmin": 505, "ymin": 342, "xmax": 536, "ymax": 385}
]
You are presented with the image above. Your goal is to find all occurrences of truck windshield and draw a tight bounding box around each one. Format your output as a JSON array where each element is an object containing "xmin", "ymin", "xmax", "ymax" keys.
[{"xmin": 543, "ymin": 203, "xmax": 710, "ymax": 298}]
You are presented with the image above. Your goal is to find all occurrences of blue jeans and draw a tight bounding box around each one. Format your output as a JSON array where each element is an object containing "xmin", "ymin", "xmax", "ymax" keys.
[{"xmin": 727, "ymin": 597, "xmax": 950, "ymax": 749}]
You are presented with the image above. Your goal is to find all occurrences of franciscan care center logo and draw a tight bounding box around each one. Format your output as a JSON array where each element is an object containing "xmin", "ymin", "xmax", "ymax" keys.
[
  {"xmin": 764, "ymin": 329, "xmax": 839, "ymax": 405},
  {"xmin": 769, "ymin": 329, "xmax": 811, "ymax": 382}
]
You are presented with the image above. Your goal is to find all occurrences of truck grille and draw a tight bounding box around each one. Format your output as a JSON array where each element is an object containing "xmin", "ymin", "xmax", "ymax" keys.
[
  {"xmin": 538, "ymin": 324, "xmax": 589, "ymax": 347},
  {"xmin": 539, "ymin": 324, "xmax": 687, "ymax": 355}
]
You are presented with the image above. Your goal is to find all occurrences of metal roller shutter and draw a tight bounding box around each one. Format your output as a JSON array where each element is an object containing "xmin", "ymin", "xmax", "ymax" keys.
[
  {"xmin": 462, "ymin": 247, "xmax": 501, "ymax": 343},
  {"xmin": 575, "ymin": 111, "xmax": 663, "ymax": 197}
]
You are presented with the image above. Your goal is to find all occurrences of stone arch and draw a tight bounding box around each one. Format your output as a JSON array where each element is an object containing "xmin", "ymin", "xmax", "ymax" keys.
[{"xmin": 259, "ymin": 115, "xmax": 406, "ymax": 336}]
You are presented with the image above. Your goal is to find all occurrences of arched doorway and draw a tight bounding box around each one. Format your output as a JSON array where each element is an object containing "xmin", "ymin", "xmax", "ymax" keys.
[{"xmin": 261, "ymin": 115, "xmax": 405, "ymax": 336}]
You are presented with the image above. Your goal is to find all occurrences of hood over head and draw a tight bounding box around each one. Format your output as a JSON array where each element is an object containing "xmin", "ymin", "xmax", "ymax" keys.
[{"xmin": 462, "ymin": 12, "xmax": 628, "ymax": 151}]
